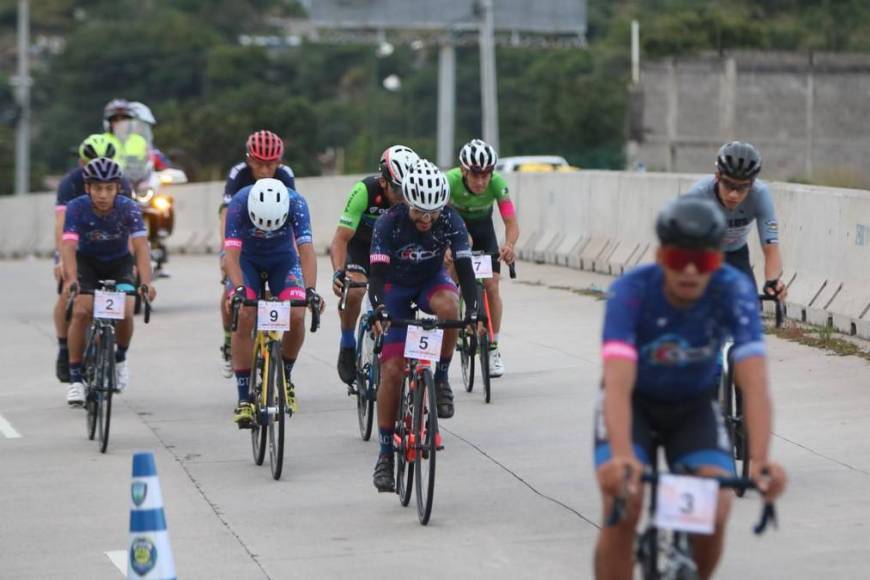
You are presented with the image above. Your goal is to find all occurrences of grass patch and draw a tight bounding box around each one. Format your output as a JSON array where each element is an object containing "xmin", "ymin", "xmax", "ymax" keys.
[{"xmin": 767, "ymin": 321, "xmax": 870, "ymax": 361}]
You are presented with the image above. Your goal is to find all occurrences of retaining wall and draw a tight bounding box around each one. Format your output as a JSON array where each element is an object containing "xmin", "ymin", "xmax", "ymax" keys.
[{"xmin": 3, "ymin": 171, "xmax": 869, "ymax": 338}]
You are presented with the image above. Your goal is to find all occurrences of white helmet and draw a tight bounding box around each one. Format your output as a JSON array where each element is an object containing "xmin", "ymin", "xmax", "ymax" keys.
[
  {"xmin": 459, "ymin": 138, "xmax": 498, "ymax": 171},
  {"xmin": 128, "ymin": 102, "xmax": 157, "ymax": 125},
  {"xmin": 402, "ymin": 159, "xmax": 450, "ymax": 212},
  {"xmin": 379, "ymin": 144, "xmax": 419, "ymax": 186},
  {"xmin": 247, "ymin": 178, "xmax": 290, "ymax": 232}
]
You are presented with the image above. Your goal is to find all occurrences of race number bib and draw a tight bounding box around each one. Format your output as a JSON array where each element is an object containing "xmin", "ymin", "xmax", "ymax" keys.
[
  {"xmin": 94, "ymin": 290, "xmax": 125, "ymax": 320},
  {"xmin": 654, "ymin": 474, "xmax": 719, "ymax": 535},
  {"xmin": 257, "ymin": 301, "xmax": 291, "ymax": 332},
  {"xmin": 471, "ymin": 254, "xmax": 494, "ymax": 279},
  {"xmin": 404, "ymin": 326, "xmax": 444, "ymax": 362}
]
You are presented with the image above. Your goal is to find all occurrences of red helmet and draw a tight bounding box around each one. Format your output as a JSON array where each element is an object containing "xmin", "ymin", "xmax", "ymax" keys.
[{"xmin": 246, "ymin": 130, "xmax": 284, "ymax": 162}]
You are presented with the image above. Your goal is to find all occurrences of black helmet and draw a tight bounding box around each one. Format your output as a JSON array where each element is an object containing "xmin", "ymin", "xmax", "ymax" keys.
[
  {"xmin": 83, "ymin": 157, "xmax": 123, "ymax": 183},
  {"xmin": 716, "ymin": 141, "xmax": 761, "ymax": 180},
  {"xmin": 656, "ymin": 197, "xmax": 726, "ymax": 249}
]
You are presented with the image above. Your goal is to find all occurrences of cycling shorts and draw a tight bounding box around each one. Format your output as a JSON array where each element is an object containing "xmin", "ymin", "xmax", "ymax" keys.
[
  {"xmin": 464, "ymin": 216, "xmax": 501, "ymax": 274},
  {"xmin": 226, "ymin": 253, "xmax": 305, "ymax": 302},
  {"xmin": 76, "ymin": 253, "xmax": 137, "ymax": 295},
  {"xmin": 593, "ymin": 389, "xmax": 734, "ymax": 475},
  {"xmin": 380, "ymin": 269, "xmax": 459, "ymax": 362},
  {"xmin": 725, "ymin": 244, "xmax": 756, "ymax": 294}
]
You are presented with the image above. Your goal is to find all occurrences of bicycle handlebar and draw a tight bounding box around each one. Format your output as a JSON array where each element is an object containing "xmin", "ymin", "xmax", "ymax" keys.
[
  {"xmin": 606, "ymin": 470, "xmax": 778, "ymax": 535},
  {"xmin": 758, "ymin": 294, "xmax": 784, "ymax": 328},
  {"xmin": 339, "ymin": 278, "xmax": 368, "ymax": 312},
  {"xmin": 371, "ymin": 317, "xmax": 471, "ymax": 355},
  {"xmin": 230, "ymin": 295, "xmax": 321, "ymax": 333}
]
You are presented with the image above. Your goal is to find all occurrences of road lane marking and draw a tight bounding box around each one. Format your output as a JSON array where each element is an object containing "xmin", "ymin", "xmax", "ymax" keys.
[
  {"xmin": 0, "ymin": 414, "xmax": 22, "ymax": 438},
  {"xmin": 105, "ymin": 550, "xmax": 126, "ymax": 575}
]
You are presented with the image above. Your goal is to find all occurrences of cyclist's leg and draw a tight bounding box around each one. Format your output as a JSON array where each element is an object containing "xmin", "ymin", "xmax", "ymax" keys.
[
  {"xmin": 219, "ymin": 253, "xmax": 232, "ymax": 354},
  {"xmin": 419, "ymin": 270, "xmax": 460, "ymax": 375},
  {"xmin": 230, "ymin": 256, "xmax": 262, "ymax": 404},
  {"xmin": 68, "ymin": 253, "xmax": 98, "ymax": 389},
  {"xmin": 54, "ymin": 279, "xmax": 71, "ymax": 381},
  {"xmin": 377, "ymin": 284, "xmax": 415, "ymax": 441},
  {"xmin": 665, "ymin": 397, "xmax": 735, "ymax": 579},
  {"xmin": 593, "ymin": 392, "xmax": 653, "ymax": 580},
  {"xmin": 273, "ymin": 261, "xmax": 306, "ymax": 381}
]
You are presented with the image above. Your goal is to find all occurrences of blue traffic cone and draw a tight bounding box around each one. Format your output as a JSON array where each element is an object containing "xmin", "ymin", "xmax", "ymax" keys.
[{"xmin": 128, "ymin": 451, "xmax": 176, "ymax": 579}]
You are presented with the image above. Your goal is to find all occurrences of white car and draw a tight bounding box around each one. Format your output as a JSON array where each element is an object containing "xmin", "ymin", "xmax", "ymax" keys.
[{"xmin": 495, "ymin": 155, "xmax": 579, "ymax": 173}]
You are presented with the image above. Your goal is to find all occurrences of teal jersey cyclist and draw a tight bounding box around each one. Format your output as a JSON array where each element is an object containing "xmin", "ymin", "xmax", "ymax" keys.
[
  {"xmin": 444, "ymin": 139, "xmax": 520, "ymax": 378},
  {"xmin": 329, "ymin": 145, "xmax": 419, "ymax": 385}
]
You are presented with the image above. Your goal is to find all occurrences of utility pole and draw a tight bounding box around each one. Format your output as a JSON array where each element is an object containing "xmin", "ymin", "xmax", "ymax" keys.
[
  {"xmin": 478, "ymin": 0, "xmax": 499, "ymax": 150},
  {"xmin": 14, "ymin": 0, "xmax": 31, "ymax": 195},
  {"xmin": 437, "ymin": 41, "xmax": 456, "ymax": 168}
]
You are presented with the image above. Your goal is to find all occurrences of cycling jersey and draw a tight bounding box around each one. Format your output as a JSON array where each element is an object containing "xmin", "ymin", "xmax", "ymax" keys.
[
  {"xmin": 685, "ymin": 176, "xmax": 779, "ymax": 252},
  {"xmin": 369, "ymin": 204, "xmax": 472, "ymax": 287},
  {"xmin": 55, "ymin": 167, "xmax": 133, "ymax": 211},
  {"xmin": 62, "ymin": 195, "xmax": 147, "ymax": 261},
  {"xmin": 602, "ymin": 263, "xmax": 765, "ymax": 402},
  {"xmin": 223, "ymin": 162, "xmax": 296, "ymax": 207},
  {"xmin": 444, "ymin": 168, "xmax": 515, "ymax": 222},
  {"xmin": 223, "ymin": 185, "xmax": 312, "ymax": 259},
  {"xmin": 337, "ymin": 176, "xmax": 391, "ymax": 243}
]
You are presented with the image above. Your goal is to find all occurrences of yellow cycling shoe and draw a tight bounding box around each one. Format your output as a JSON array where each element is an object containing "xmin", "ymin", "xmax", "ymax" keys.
[
  {"xmin": 285, "ymin": 381, "xmax": 299, "ymax": 416},
  {"xmin": 233, "ymin": 402, "xmax": 254, "ymax": 428}
]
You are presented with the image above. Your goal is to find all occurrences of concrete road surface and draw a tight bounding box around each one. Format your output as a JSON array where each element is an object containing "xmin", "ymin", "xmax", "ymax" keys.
[{"xmin": 1, "ymin": 256, "xmax": 868, "ymax": 579}]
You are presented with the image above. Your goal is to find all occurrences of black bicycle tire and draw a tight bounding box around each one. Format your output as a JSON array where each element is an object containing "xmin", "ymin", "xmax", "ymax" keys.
[
  {"xmin": 735, "ymin": 389, "xmax": 750, "ymax": 496},
  {"xmin": 638, "ymin": 527, "xmax": 659, "ymax": 579},
  {"xmin": 356, "ymin": 318, "xmax": 375, "ymax": 441},
  {"xmin": 250, "ymin": 356, "xmax": 267, "ymax": 466},
  {"xmin": 480, "ymin": 329, "xmax": 491, "ymax": 404},
  {"xmin": 93, "ymin": 339, "xmax": 106, "ymax": 446},
  {"xmin": 415, "ymin": 368, "xmax": 438, "ymax": 525},
  {"xmin": 84, "ymin": 326, "xmax": 98, "ymax": 440},
  {"xmin": 396, "ymin": 375, "xmax": 413, "ymax": 507},
  {"xmin": 268, "ymin": 342, "xmax": 285, "ymax": 480},
  {"xmin": 98, "ymin": 325, "xmax": 115, "ymax": 454},
  {"xmin": 458, "ymin": 298, "xmax": 475, "ymax": 392}
]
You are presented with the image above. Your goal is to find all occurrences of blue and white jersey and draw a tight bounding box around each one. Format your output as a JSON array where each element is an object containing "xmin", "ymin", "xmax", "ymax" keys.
[
  {"xmin": 55, "ymin": 166, "xmax": 133, "ymax": 210},
  {"xmin": 62, "ymin": 195, "xmax": 146, "ymax": 261},
  {"xmin": 685, "ymin": 176, "xmax": 779, "ymax": 252},
  {"xmin": 601, "ymin": 263, "xmax": 765, "ymax": 401},
  {"xmin": 223, "ymin": 162, "xmax": 296, "ymax": 206},
  {"xmin": 223, "ymin": 185, "xmax": 312, "ymax": 259},
  {"xmin": 370, "ymin": 204, "xmax": 472, "ymax": 287}
]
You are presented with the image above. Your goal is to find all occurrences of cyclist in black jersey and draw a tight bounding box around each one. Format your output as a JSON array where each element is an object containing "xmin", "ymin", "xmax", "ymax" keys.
[{"xmin": 329, "ymin": 145, "xmax": 419, "ymax": 384}]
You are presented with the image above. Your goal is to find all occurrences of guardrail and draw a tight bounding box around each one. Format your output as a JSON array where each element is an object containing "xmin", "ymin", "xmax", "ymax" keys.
[{"xmin": 4, "ymin": 170, "xmax": 870, "ymax": 339}]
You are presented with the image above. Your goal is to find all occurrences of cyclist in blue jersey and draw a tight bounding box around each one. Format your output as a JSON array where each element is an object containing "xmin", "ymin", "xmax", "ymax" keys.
[
  {"xmin": 53, "ymin": 134, "xmax": 134, "ymax": 383},
  {"xmin": 685, "ymin": 141, "xmax": 787, "ymax": 299},
  {"xmin": 61, "ymin": 158, "xmax": 156, "ymax": 406},
  {"xmin": 223, "ymin": 178, "xmax": 323, "ymax": 427},
  {"xmin": 592, "ymin": 197, "xmax": 786, "ymax": 580},
  {"xmin": 367, "ymin": 159, "xmax": 481, "ymax": 492},
  {"xmin": 218, "ymin": 130, "xmax": 297, "ymax": 376}
]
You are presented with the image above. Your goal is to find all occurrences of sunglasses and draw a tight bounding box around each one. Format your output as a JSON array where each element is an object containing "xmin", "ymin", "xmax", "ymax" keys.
[
  {"xmin": 661, "ymin": 246, "xmax": 723, "ymax": 274},
  {"xmin": 409, "ymin": 207, "xmax": 441, "ymax": 220},
  {"xmin": 467, "ymin": 167, "xmax": 493, "ymax": 177},
  {"xmin": 719, "ymin": 176, "xmax": 753, "ymax": 194}
]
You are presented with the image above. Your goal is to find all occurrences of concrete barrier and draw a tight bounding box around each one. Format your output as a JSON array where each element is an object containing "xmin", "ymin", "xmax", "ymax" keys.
[{"xmin": 3, "ymin": 170, "xmax": 870, "ymax": 338}]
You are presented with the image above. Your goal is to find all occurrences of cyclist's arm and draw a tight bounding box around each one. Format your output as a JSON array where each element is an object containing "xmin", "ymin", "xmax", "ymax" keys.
[
  {"xmin": 755, "ymin": 183, "xmax": 783, "ymax": 282},
  {"xmin": 54, "ymin": 209, "xmax": 65, "ymax": 267},
  {"xmin": 448, "ymin": 212, "xmax": 479, "ymax": 312},
  {"xmin": 761, "ymin": 244, "xmax": 783, "ymax": 283},
  {"xmin": 290, "ymin": 194, "xmax": 317, "ymax": 290},
  {"xmin": 60, "ymin": 208, "xmax": 79, "ymax": 285},
  {"xmin": 299, "ymin": 242, "xmax": 317, "ymax": 290},
  {"xmin": 223, "ymin": 197, "xmax": 245, "ymax": 289},
  {"xmin": 733, "ymin": 355, "xmax": 772, "ymax": 463},
  {"xmin": 368, "ymin": 214, "xmax": 392, "ymax": 310},
  {"xmin": 493, "ymin": 174, "xmax": 519, "ymax": 256},
  {"xmin": 330, "ymin": 182, "xmax": 367, "ymax": 271},
  {"xmin": 218, "ymin": 207, "xmax": 227, "ymax": 248}
]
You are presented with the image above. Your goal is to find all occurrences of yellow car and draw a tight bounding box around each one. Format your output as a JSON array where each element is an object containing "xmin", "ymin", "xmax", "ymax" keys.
[{"xmin": 495, "ymin": 155, "xmax": 580, "ymax": 173}]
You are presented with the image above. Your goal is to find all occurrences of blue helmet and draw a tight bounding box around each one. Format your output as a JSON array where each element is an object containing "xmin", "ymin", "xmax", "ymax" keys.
[{"xmin": 83, "ymin": 157, "xmax": 123, "ymax": 183}]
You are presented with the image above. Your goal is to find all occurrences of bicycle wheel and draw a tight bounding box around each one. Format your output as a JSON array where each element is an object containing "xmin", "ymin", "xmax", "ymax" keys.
[
  {"xmin": 355, "ymin": 317, "xmax": 376, "ymax": 441},
  {"xmin": 479, "ymin": 329, "xmax": 491, "ymax": 404},
  {"xmin": 267, "ymin": 342, "xmax": 286, "ymax": 480},
  {"xmin": 250, "ymin": 352, "xmax": 267, "ymax": 466},
  {"xmin": 414, "ymin": 368, "xmax": 438, "ymax": 525},
  {"xmin": 734, "ymin": 389, "xmax": 750, "ymax": 494},
  {"xmin": 97, "ymin": 326, "xmax": 115, "ymax": 454},
  {"xmin": 395, "ymin": 376, "xmax": 413, "ymax": 507},
  {"xmin": 637, "ymin": 527, "xmax": 660, "ymax": 580},
  {"xmin": 458, "ymin": 299, "xmax": 475, "ymax": 392},
  {"xmin": 84, "ymin": 327, "xmax": 98, "ymax": 440}
]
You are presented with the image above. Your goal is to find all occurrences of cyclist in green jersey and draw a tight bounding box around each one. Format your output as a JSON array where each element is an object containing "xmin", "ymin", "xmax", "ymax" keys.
[
  {"xmin": 445, "ymin": 139, "xmax": 519, "ymax": 377},
  {"xmin": 330, "ymin": 145, "xmax": 419, "ymax": 384}
]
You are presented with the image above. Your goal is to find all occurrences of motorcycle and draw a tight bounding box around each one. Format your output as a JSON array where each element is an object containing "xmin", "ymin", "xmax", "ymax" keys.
[{"xmin": 132, "ymin": 167, "xmax": 186, "ymax": 274}]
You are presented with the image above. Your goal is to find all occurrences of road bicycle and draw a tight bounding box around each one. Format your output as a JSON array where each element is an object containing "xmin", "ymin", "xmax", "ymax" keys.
[{"xmin": 338, "ymin": 277, "xmax": 379, "ymax": 441}]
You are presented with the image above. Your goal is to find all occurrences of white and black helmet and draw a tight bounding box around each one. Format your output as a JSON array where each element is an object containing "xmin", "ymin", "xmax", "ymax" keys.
[
  {"xmin": 459, "ymin": 139, "xmax": 498, "ymax": 171},
  {"xmin": 402, "ymin": 159, "xmax": 450, "ymax": 212},
  {"xmin": 379, "ymin": 145, "xmax": 420, "ymax": 186},
  {"xmin": 247, "ymin": 178, "xmax": 290, "ymax": 232}
]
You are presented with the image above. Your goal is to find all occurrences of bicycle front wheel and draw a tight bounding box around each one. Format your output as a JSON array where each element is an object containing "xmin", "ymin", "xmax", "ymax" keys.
[
  {"xmin": 267, "ymin": 342, "xmax": 286, "ymax": 480},
  {"xmin": 414, "ymin": 368, "xmax": 438, "ymax": 525},
  {"xmin": 97, "ymin": 326, "xmax": 115, "ymax": 454},
  {"xmin": 356, "ymin": 319, "xmax": 376, "ymax": 441},
  {"xmin": 84, "ymin": 329, "xmax": 98, "ymax": 440},
  {"xmin": 250, "ymin": 354, "xmax": 267, "ymax": 466},
  {"xmin": 459, "ymin": 299, "xmax": 475, "ymax": 393},
  {"xmin": 396, "ymin": 375, "xmax": 413, "ymax": 507},
  {"xmin": 479, "ymin": 330, "xmax": 491, "ymax": 404}
]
